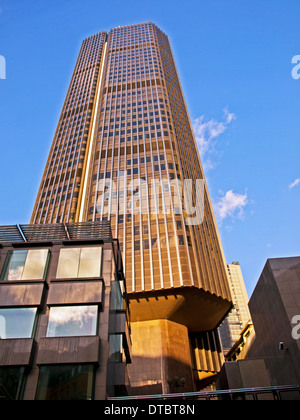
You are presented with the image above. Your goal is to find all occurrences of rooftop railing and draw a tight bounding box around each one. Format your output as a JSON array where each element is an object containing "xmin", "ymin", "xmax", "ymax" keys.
[{"xmin": 0, "ymin": 222, "xmax": 113, "ymax": 243}]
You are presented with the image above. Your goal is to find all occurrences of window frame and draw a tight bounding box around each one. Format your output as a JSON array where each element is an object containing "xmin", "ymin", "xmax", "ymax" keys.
[
  {"xmin": 0, "ymin": 307, "xmax": 39, "ymax": 339},
  {"xmin": 0, "ymin": 249, "xmax": 50, "ymax": 282},
  {"xmin": 46, "ymin": 305, "xmax": 99, "ymax": 338},
  {"xmin": 56, "ymin": 246, "xmax": 103, "ymax": 280}
]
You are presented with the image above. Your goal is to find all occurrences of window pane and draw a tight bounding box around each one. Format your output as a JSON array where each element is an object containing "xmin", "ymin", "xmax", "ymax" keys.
[
  {"xmin": 78, "ymin": 247, "xmax": 102, "ymax": 278},
  {"xmin": 0, "ymin": 367, "xmax": 26, "ymax": 400},
  {"xmin": 0, "ymin": 308, "xmax": 37, "ymax": 339},
  {"xmin": 36, "ymin": 364, "xmax": 94, "ymax": 400},
  {"xmin": 1, "ymin": 250, "xmax": 28, "ymax": 281},
  {"xmin": 46, "ymin": 306, "xmax": 98, "ymax": 337},
  {"xmin": 56, "ymin": 248, "xmax": 80, "ymax": 279},
  {"xmin": 111, "ymin": 281, "xmax": 123, "ymax": 310},
  {"xmin": 109, "ymin": 334, "xmax": 123, "ymax": 363},
  {"xmin": 22, "ymin": 249, "xmax": 50, "ymax": 280}
]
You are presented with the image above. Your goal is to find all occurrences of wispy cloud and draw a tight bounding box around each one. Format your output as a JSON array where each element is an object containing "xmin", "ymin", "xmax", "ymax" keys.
[
  {"xmin": 289, "ymin": 178, "xmax": 300, "ymax": 190},
  {"xmin": 215, "ymin": 189, "xmax": 248, "ymax": 221},
  {"xmin": 192, "ymin": 108, "xmax": 236, "ymax": 170}
]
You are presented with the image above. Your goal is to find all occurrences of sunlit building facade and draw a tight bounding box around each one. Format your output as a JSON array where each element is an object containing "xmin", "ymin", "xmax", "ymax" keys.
[
  {"xmin": 30, "ymin": 22, "xmax": 232, "ymax": 393},
  {"xmin": 219, "ymin": 262, "xmax": 251, "ymax": 354}
]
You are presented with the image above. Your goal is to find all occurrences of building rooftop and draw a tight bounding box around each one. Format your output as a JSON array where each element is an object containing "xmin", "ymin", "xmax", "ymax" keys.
[{"xmin": 0, "ymin": 222, "xmax": 113, "ymax": 243}]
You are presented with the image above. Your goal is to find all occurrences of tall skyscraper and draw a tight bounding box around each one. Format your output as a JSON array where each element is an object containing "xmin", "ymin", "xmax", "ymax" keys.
[
  {"xmin": 219, "ymin": 262, "xmax": 251, "ymax": 354},
  {"xmin": 31, "ymin": 22, "xmax": 232, "ymax": 393}
]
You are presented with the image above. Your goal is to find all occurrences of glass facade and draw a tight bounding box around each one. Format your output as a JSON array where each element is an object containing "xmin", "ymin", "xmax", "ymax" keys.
[
  {"xmin": 56, "ymin": 247, "xmax": 102, "ymax": 279},
  {"xmin": 0, "ymin": 308, "xmax": 38, "ymax": 339},
  {"xmin": 0, "ymin": 231, "xmax": 131, "ymax": 400},
  {"xmin": 46, "ymin": 305, "xmax": 98, "ymax": 337},
  {"xmin": 0, "ymin": 367, "xmax": 27, "ymax": 400},
  {"xmin": 110, "ymin": 280, "xmax": 124, "ymax": 310},
  {"xmin": 109, "ymin": 334, "xmax": 123, "ymax": 363},
  {"xmin": 35, "ymin": 364, "xmax": 95, "ymax": 400},
  {"xmin": 1, "ymin": 249, "xmax": 50, "ymax": 281}
]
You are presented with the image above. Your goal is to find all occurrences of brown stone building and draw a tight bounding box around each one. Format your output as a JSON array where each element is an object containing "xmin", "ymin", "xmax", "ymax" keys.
[{"xmin": 0, "ymin": 223, "xmax": 131, "ymax": 400}]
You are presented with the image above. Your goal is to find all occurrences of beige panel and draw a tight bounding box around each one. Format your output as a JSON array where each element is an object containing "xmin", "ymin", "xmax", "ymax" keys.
[
  {"xmin": 78, "ymin": 247, "xmax": 102, "ymax": 278},
  {"xmin": 56, "ymin": 248, "xmax": 80, "ymax": 279},
  {"xmin": 22, "ymin": 249, "xmax": 49, "ymax": 280}
]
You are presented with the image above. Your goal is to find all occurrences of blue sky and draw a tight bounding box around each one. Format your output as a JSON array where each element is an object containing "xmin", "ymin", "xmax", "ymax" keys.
[{"xmin": 0, "ymin": 0, "xmax": 299, "ymax": 296}]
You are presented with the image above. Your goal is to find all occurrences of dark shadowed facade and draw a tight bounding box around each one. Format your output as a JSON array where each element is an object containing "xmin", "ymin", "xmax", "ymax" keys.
[{"xmin": 217, "ymin": 257, "xmax": 300, "ymax": 395}]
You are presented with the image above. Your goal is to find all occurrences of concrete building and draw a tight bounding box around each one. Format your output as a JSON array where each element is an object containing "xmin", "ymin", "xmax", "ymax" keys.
[
  {"xmin": 219, "ymin": 262, "xmax": 251, "ymax": 354},
  {"xmin": 217, "ymin": 257, "xmax": 300, "ymax": 394},
  {"xmin": 247, "ymin": 257, "xmax": 300, "ymax": 386},
  {"xmin": 0, "ymin": 222, "xmax": 131, "ymax": 400}
]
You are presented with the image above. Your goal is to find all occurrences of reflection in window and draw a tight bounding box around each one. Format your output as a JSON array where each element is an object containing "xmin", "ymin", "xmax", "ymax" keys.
[
  {"xmin": 0, "ymin": 308, "xmax": 38, "ymax": 339},
  {"xmin": 0, "ymin": 367, "xmax": 27, "ymax": 400},
  {"xmin": 1, "ymin": 249, "xmax": 50, "ymax": 281},
  {"xmin": 56, "ymin": 247, "xmax": 102, "ymax": 279},
  {"xmin": 110, "ymin": 281, "xmax": 123, "ymax": 310},
  {"xmin": 46, "ymin": 306, "xmax": 98, "ymax": 337},
  {"xmin": 35, "ymin": 364, "xmax": 94, "ymax": 400},
  {"xmin": 109, "ymin": 334, "xmax": 123, "ymax": 363}
]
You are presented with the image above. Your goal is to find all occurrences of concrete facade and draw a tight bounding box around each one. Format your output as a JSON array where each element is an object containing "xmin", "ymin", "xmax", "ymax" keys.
[
  {"xmin": 217, "ymin": 257, "xmax": 300, "ymax": 392},
  {"xmin": 0, "ymin": 223, "xmax": 131, "ymax": 400},
  {"xmin": 247, "ymin": 257, "xmax": 300, "ymax": 386}
]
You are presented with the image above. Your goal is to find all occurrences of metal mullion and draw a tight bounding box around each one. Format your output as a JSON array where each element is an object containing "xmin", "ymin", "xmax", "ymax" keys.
[
  {"xmin": 117, "ymin": 30, "xmax": 129, "ymax": 277},
  {"xmin": 64, "ymin": 33, "xmax": 104, "ymax": 222},
  {"xmin": 166, "ymin": 33, "xmax": 220, "ymax": 293},
  {"xmin": 146, "ymin": 25, "xmax": 164, "ymax": 290},
  {"xmin": 108, "ymin": 29, "xmax": 122, "ymax": 227},
  {"xmin": 45, "ymin": 45, "xmax": 86, "ymax": 223},
  {"xmin": 91, "ymin": 38, "xmax": 111, "ymax": 222},
  {"xmin": 143, "ymin": 26, "xmax": 155, "ymax": 291},
  {"xmin": 62, "ymin": 36, "xmax": 102, "ymax": 222},
  {"xmin": 69, "ymin": 32, "xmax": 106, "ymax": 221},
  {"xmin": 154, "ymin": 28, "xmax": 194, "ymax": 288},
  {"xmin": 50, "ymin": 48, "xmax": 91, "ymax": 223},
  {"xmin": 103, "ymin": 36, "xmax": 117, "ymax": 222},
  {"xmin": 48, "ymin": 50, "xmax": 88, "ymax": 222},
  {"xmin": 149, "ymin": 28, "xmax": 172, "ymax": 289},
  {"xmin": 95, "ymin": 31, "xmax": 115, "ymax": 221},
  {"xmin": 130, "ymin": 26, "xmax": 137, "ymax": 292},
  {"xmin": 136, "ymin": 29, "xmax": 145, "ymax": 291},
  {"xmin": 139, "ymin": 28, "xmax": 154, "ymax": 290},
  {"xmin": 33, "ymin": 41, "xmax": 86, "ymax": 224},
  {"xmin": 114, "ymin": 31, "xmax": 127, "ymax": 241},
  {"xmin": 77, "ymin": 34, "xmax": 108, "ymax": 223},
  {"xmin": 151, "ymin": 31, "xmax": 177, "ymax": 289}
]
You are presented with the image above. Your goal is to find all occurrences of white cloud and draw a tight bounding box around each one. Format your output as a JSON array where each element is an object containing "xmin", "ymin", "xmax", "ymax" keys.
[
  {"xmin": 215, "ymin": 190, "xmax": 248, "ymax": 221},
  {"xmin": 289, "ymin": 178, "xmax": 300, "ymax": 190},
  {"xmin": 50, "ymin": 306, "xmax": 97, "ymax": 327},
  {"xmin": 192, "ymin": 109, "xmax": 236, "ymax": 170},
  {"xmin": 224, "ymin": 108, "xmax": 236, "ymax": 124}
]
